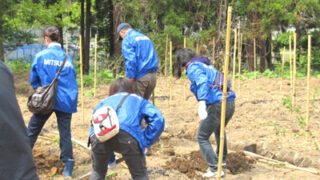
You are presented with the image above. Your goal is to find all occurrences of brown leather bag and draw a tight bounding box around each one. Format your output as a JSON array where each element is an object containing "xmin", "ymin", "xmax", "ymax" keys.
[{"xmin": 27, "ymin": 56, "xmax": 67, "ymax": 114}]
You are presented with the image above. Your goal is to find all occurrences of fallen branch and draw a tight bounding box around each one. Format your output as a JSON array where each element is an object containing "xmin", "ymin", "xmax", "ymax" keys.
[{"xmin": 243, "ymin": 151, "xmax": 320, "ymax": 175}]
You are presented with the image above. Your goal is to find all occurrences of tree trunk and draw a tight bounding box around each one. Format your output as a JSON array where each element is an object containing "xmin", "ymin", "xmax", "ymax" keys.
[
  {"xmin": 266, "ymin": 34, "xmax": 273, "ymax": 69},
  {"xmin": 84, "ymin": 0, "xmax": 91, "ymax": 75},
  {"xmin": 113, "ymin": 4, "xmax": 121, "ymax": 55},
  {"xmin": 246, "ymin": 39, "xmax": 254, "ymax": 71},
  {"xmin": 58, "ymin": 26, "xmax": 64, "ymax": 49},
  {"xmin": 259, "ymin": 37, "xmax": 266, "ymax": 72},
  {"xmin": 108, "ymin": 0, "xmax": 115, "ymax": 56},
  {"xmin": 80, "ymin": 0, "xmax": 85, "ymax": 69},
  {"xmin": 0, "ymin": 42, "xmax": 4, "ymax": 62}
]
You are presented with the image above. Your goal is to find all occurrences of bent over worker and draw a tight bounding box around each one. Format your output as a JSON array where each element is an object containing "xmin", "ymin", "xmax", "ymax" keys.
[
  {"xmin": 117, "ymin": 23, "xmax": 158, "ymax": 100},
  {"xmin": 176, "ymin": 48, "xmax": 236, "ymax": 178},
  {"xmin": 88, "ymin": 78, "xmax": 165, "ymax": 180}
]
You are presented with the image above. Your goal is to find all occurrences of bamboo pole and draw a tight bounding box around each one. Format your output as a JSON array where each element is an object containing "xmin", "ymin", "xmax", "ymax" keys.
[
  {"xmin": 183, "ymin": 37, "xmax": 187, "ymax": 101},
  {"xmin": 94, "ymin": 34, "xmax": 98, "ymax": 97},
  {"xmin": 293, "ymin": 33, "xmax": 297, "ymax": 107},
  {"xmin": 289, "ymin": 36, "xmax": 293, "ymax": 100},
  {"xmin": 169, "ymin": 41, "xmax": 172, "ymax": 112},
  {"xmin": 217, "ymin": 6, "xmax": 232, "ymax": 180},
  {"xmin": 196, "ymin": 42, "xmax": 199, "ymax": 54},
  {"xmin": 280, "ymin": 47, "xmax": 286, "ymax": 91},
  {"xmin": 212, "ymin": 37, "xmax": 216, "ymax": 65},
  {"xmin": 306, "ymin": 35, "xmax": 312, "ymax": 131},
  {"xmin": 165, "ymin": 34, "xmax": 168, "ymax": 76},
  {"xmin": 254, "ymin": 38, "xmax": 257, "ymax": 84},
  {"xmin": 232, "ymin": 29, "xmax": 237, "ymax": 89},
  {"xmin": 237, "ymin": 31, "xmax": 242, "ymax": 95},
  {"xmin": 80, "ymin": 35, "xmax": 84, "ymax": 123}
]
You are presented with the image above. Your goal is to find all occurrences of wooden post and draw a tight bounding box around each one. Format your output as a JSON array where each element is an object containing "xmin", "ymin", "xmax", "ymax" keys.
[
  {"xmin": 212, "ymin": 37, "xmax": 216, "ymax": 65},
  {"xmin": 94, "ymin": 34, "xmax": 98, "ymax": 97},
  {"xmin": 293, "ymin": 33, "xmax": 297, "ymax": 107},
  {"xmin": 280, "ymin": 47, "xmax": 286, "ymax": 91},
  {"xmin": 237, "ymin": 31, "xmax": 242, "ymax": 95},
  {"xmin": 289, "ymin": 36, "xmax": 293, "ymax": 100},
  {"xmin": 254, "ymin": 38, "xmax": 257, "ymax": 84},
  {"xmin": 232, "ymin": 29, "xmax": 237, "ymax": 89},
  {"xmin": 165, "ymin": 34, "xmax": 168, "ymax": 76},
  {"xmin": 306, "ymin": 35, "xmax": 312, "ymax": 131},
  {"xmin": 217, "ymin": 6, "xmax": 232, "ymax": 180},
  {"xmin": 183, "ymin": 37, "xmax": 187, "ymax": 101},
  {"xmin": 169, "ymin": 41, "xmax": 173, "ymax": 112},
  {"xmin": 196, "ymin": 42, "xmax": 199, "ymax": 54},
  {"xmin": 80, "ymin": 35, "xmax": 84, "ymax": 123}
]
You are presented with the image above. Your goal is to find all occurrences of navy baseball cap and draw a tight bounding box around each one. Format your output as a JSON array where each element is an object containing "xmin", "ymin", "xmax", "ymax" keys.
[{"xmin": 117, "ymin": 23, "xmax": 131, "ymax": 40}]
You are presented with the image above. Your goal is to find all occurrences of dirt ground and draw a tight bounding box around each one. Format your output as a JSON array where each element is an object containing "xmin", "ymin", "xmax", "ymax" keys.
[{"xmin": 14, "ymin": 71, "xmax": 320, "ymax": 180}]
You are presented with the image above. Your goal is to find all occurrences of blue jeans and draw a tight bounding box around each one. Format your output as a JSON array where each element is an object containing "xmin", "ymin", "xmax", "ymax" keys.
[
  {"xmin": 197, "ymin": 101, "xmax": 235, "ymax": 171},
  {"xmin": 27, "ymin": 110, "xmax": 73, "ymax": 162}
]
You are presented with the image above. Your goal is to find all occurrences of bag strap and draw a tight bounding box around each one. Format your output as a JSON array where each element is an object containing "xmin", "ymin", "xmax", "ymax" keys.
[
  {"xmin": 56, "ymin": 55, "xmax": 68, "ymax": 78},
  {"xmin": 116, "ymin": 93, "xmax": 130, "ymax": 112}
]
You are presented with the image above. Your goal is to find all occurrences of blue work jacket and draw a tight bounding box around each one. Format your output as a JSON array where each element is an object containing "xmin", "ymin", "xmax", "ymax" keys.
[
  {"xmin": 122, "ymin": 29, "xmax": 158, "ymax": 80},
  {"xmin": 30, "ymin": 44, "xmax": 78, "ymax": 113},
  {"xmin": 187, "ymin": 61, "xmax": 236, "ymax": 104},
  {"xmin": 89, "ymin": 92, "xmax": 165, "ymax": 153}
]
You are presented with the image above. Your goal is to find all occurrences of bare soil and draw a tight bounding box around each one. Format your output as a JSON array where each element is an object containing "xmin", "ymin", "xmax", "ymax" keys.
[{"xmin": 13, "ymin": 72, "xmax": 320, "ymax": 180}]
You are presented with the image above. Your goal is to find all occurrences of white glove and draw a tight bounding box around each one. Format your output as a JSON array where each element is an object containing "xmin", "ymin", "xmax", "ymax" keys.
[{"xmin": 198, "ymin": 101, "xmax": 208, "ymax": 120}]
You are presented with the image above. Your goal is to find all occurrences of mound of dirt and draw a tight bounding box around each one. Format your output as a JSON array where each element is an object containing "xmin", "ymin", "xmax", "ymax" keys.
[
  {"xmin": 33, "ymin": 145, "xmax": 64, "ymax": 176},
  {"xmin": 163, "ymin": 151, "xmax": 207, "ymax": 178},
  {"xmin": 226, "ymin": 152, "xmax": 256, "ymax": 174}
]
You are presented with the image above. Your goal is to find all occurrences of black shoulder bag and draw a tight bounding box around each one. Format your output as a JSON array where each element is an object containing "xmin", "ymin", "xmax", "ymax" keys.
[{"xmin": 27, "ymin": 56, "xmax": 68, "ymax": 114}]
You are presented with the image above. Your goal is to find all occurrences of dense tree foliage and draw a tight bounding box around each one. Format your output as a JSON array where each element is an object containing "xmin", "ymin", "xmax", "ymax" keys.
[{"xmin": 2, "ymin": 0, "xmax": 320, "ymax": 72}]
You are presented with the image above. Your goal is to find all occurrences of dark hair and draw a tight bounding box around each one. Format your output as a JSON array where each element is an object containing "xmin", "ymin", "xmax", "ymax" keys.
[
  {"xmin": 109, "ymin": 78, "xmax": 134, "ymax": 96},
  {"xmin": 174, "ymin": 48, "xmax": 196, "ymax": 78},
  {"xmin": 42, "ymin": 26, "xmax": 60, "ymax": 42}
]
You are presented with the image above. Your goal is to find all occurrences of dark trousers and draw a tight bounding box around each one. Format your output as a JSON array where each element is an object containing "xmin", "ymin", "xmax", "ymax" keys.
[
  {"xmin": 27, "ymin": 110, "xmax": 73, "ymax": 162},
  {"xmin": 134, "ymin": 72, "xmax": 156, "ymax": 100},
  {"xmin": 197, "ymin": 101, "xmax": 235, "ymax": 171},
  {"xmin": 90, "ymin": 130, "xmax": 148, "ymax": 180}
]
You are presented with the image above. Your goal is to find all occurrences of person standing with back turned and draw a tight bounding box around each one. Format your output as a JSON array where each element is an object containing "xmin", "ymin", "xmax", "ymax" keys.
[
  {"xmin": 27, "ymin": 26, "xmax": 78, "ymax": 177},
  {"xmin": 117, "ymin": 23, "xmax": 158, "ymax": 100},
  {"xmin": 176, "ymin": 48, "xmax": 236, "ymax": 178}
]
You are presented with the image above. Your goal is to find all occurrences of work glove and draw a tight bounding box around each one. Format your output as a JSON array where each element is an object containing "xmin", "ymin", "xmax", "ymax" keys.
[{"xmin": 198, "ymin": 100, "xmax": 207, "ymax": 120}]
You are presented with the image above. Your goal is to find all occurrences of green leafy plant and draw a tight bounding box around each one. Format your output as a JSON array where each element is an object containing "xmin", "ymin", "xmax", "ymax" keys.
[{"xmin": 5, "ymin": 59, "xmax": 31, "ymax": 72}]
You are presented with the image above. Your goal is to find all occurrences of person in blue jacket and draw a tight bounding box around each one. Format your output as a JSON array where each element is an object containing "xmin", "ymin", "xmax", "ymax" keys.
[
  {"xmin": 117, "ymin": 22, "xmax": 158, "ymax": 100},
  {"xmin": 88, "ymin": 78, "xmax": 165, "ymax": 180},
  {"xmin": 27, "ymin": 26, "xmax": 78, "ymax": 177},
  {"xmin": 176, "ymin": 48, "xmax": 235, "ymax": 178}
]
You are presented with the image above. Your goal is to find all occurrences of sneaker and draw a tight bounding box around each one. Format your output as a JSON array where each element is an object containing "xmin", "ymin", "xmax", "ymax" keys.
[
  {"xmin": 108, "ymin": 161, "xmax": 119, "ymax": 169},
  {"xmin": 202, "ymin": 169, "xmax": 225, "ymax": 178}
]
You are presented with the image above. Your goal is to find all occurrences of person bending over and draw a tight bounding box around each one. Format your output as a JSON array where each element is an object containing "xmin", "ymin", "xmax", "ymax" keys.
[
  {"xmin": 176, "ymin": 48, "xmax": 236, "ymax": 178},
  {"xmin": 88, "ymin": 78, "xmax": 165, "ymax": 180}
]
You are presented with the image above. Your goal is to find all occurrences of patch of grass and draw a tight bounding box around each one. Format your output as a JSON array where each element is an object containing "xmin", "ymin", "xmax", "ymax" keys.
[{"xmin": 5, "ymin": 59, "xmax": 31, "ymax": 72}]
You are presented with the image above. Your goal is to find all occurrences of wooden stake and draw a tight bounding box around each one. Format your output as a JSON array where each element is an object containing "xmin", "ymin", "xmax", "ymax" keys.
[
  {"xmin": 289, "ymin": 35, "xmax": 293, "ymax": 101},
  {"xmin": 306, "ymin": 35, "xmax": 312, "ymax": 131},
  {"xmin": 254, "ymin": 38, "xmax": 257, "ymax": 84},
  {"xmin": 94, "ymin": 34, "xmax": 98, "ymax": 97},
  {"xmin": 217, "ymin": 6, "xmax": 232, "ymax": 180},
  {"xmin": 183, "ymin": 37, "xmax": 187, "ymax": 101},
  {"xmin": 280, "ymin": 47, "xmax": 286, "ymax": 91},
  {"xmin": 212, "ymin": 37, "xmax": 216, "ymax": 65},
  {"xmin": 293, "ymin": 33, "xmax": 297, "ymax": 107},
  {"xmin": 232, "ymin": 29, "xmax": 237, "ymax": 89},
  {"xmin": 80, "ymin": 35, "xmax": 84, "ymax": 123},
  {"xmin": 165, "ymin": 34, "xmax": 168, "ymax": 76},
  {"xmin": 196, "ymin": 42, "xmax": 199, "ymax": 54},
  {"xmin": 237, "ymin": 31, "xmax": 242, "ymax": 95},
  {"xmin": 169, "ymin": 41, "xmax": 172, "ymax": 112}
]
